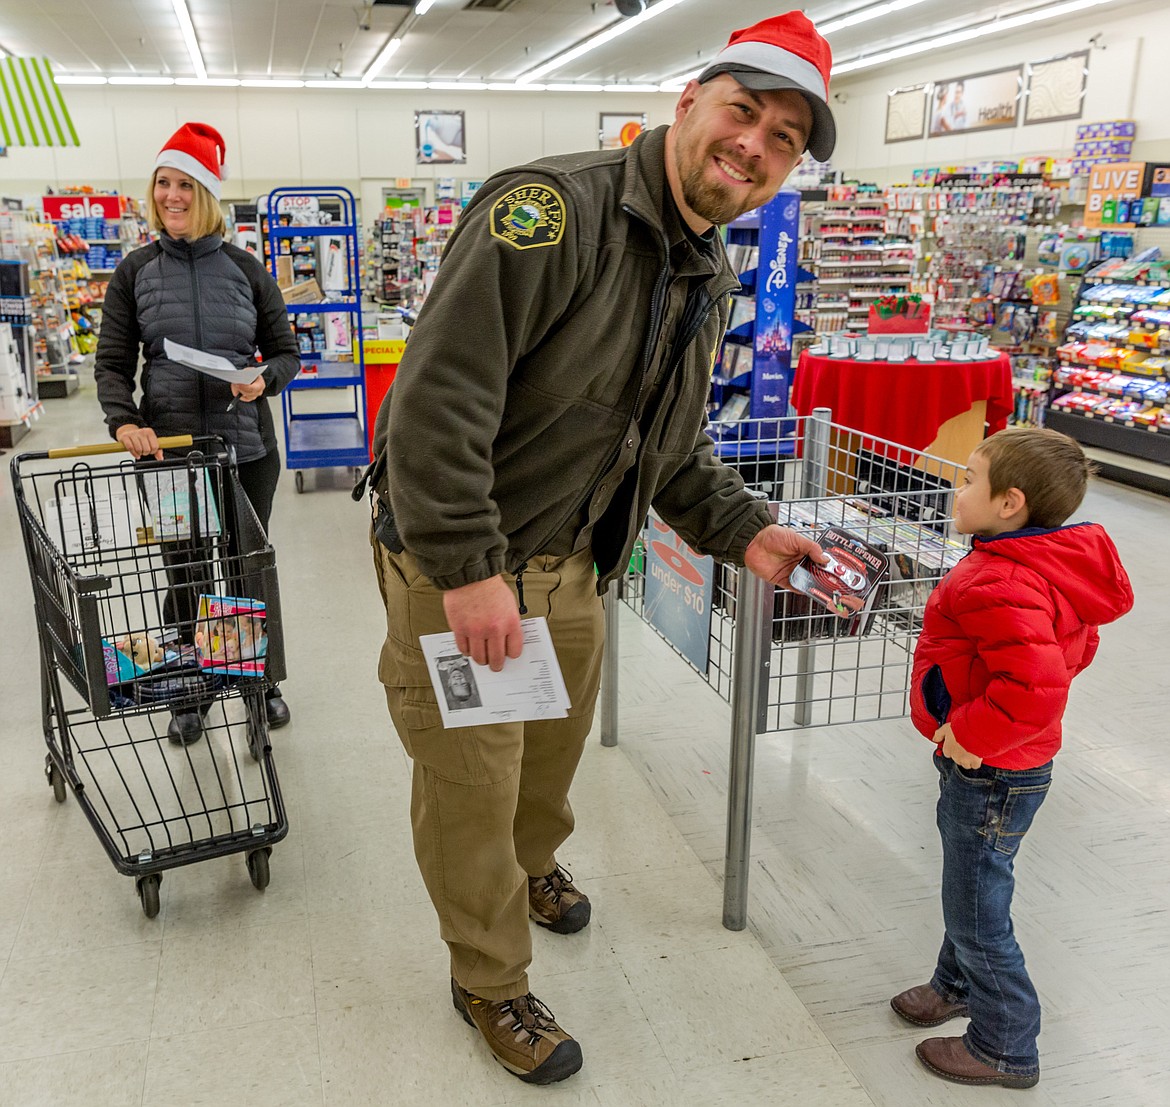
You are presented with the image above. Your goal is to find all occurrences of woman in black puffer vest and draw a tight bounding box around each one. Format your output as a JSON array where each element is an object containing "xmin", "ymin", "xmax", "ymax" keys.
[{"xmin": 95, "ymin": 122, "xmax": 301, "ymax": 744}]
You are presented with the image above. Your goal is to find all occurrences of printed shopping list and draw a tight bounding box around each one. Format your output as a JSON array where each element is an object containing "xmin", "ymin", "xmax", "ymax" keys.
[
  {"xmin": 419, "ymin": 617, "xmax": 570, "ymax": 729},
  {"xmin": 163, "ymin": 337, "xmax": 264, "ymax": 385}
]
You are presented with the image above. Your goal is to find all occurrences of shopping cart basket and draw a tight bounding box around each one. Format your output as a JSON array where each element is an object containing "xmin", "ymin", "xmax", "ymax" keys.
[{"xmin": 10, "ymin": 435, "xmax": 288, "ymax": 918}]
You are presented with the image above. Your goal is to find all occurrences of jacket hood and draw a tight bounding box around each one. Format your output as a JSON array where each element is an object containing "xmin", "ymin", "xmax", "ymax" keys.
[{"xmin": 974, "ymin": 522, "xmax": 1133, "ymax": 626}]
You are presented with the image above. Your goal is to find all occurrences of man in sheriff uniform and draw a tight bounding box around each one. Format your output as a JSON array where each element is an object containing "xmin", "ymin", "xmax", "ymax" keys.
[{"xmin": 364, "ymin": 10, "xmax": 838, "ymax": 1085}]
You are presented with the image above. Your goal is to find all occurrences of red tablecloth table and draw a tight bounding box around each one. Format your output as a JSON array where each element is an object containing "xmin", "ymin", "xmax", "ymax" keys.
[{"xmin": 792, "ymin": 351, "xmax": 1014, "ymax": 463}]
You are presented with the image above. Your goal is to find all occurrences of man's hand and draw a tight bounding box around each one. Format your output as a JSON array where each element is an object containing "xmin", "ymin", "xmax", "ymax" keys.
[
  {"xmin": 232, "ymin": 373, "xmax": 266, "ymax": 403},
  {"xmin": 442, "ymin": 575, "xmax": 523, "ymax": 672},
  {"xmin": 745, "ymin": 524, "xmax": 827, "ymax": 591},
  {"xmin": 115, "ymin": 423, "xmax": 162, "ymax": 460},
  {"xmin": 936, "ymin": 722, "xmax": 983, "ymax": 769}
]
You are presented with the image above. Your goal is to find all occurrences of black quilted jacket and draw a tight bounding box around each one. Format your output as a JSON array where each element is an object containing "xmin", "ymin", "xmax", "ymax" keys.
[{"xmin": 95, "ymin": 234, "xmax": 300, "ymax": 463}]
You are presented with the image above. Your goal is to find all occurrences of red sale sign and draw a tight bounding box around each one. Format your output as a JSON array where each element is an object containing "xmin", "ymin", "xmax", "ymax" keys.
[{"xmin": 41, "ymin": 195, "xmax": 124, "ymax": 221}]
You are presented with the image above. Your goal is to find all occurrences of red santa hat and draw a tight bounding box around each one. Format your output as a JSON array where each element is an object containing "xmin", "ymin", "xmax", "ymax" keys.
[
  {"xmin": 698, "ymin": 11, "xmax": 836, "ymax": 162},
  {"xmin": 154, "ymin": 122, "xmax": 229, "ymax": 200}
]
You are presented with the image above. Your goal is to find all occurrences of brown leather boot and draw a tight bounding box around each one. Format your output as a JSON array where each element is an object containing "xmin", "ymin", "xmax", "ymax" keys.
[
  {"xmin": 890, "ymin": 982, "xmax": 969, "ymax": 1027},
  {"xmin": 916, "ymin": 1036, "xmax": 1039, "ymax": 1089},
  {"xmin": 528, "ymin": 864, "xmax": 591, "ymax": 934},
  {"xmin": 451, "ymin": 979, "xmax": 583, "ymax": 1085}
]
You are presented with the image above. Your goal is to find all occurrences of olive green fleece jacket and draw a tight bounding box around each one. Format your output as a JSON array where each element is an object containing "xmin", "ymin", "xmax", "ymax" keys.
[{"xmin": 371, "ymin": 124, "xmax": 773, "ymax": 592}]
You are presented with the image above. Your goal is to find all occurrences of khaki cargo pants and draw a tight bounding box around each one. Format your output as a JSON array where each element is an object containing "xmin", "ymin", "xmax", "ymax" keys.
[{"xmin": 372, "ymin": 535, "xmax": 604, "ymax": 1001}]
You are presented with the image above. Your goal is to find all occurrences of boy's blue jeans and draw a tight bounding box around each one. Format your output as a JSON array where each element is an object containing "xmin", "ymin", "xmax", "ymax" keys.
[{"xmin": 930, "ymin": 753, "xmax": 1053, "ymax": 1077}]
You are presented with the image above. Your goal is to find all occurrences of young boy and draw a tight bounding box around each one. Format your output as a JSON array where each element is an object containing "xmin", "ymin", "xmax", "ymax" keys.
[{"xmin": 893, "ymin": 427, "xmax": 1133, "ymax": 1089}]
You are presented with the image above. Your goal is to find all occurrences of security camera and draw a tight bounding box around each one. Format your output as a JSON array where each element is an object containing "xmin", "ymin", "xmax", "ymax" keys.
[{"xmin": 614, "ymin": 0, "xmax": 646, "ymax": 16}]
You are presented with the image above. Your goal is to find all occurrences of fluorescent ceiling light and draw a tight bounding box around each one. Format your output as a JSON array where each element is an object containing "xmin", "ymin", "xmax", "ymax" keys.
[
  {"xmin": 305, "ymin": 80, "xmax": 366, "ymax": 88},
  {"xmin": 487, "ymin": 82, "xmax": 548, "ymax": 91},
  {"xmin": 415, "ymin": 0, "xmax": 438, "ymax": 13},
  {"xmin": 519, "ymin": 0, "xmax": 696, "ymax": 83},
  {"xmin": 834, "ymin": 0, "xmax": 1122, "ymax": 73},
  {"xmin": 546, "ymin": 82, "xmax": 604, "ymax": 93},
  {"xmin": 603, "ymin": 83, "xmax": 663, "ymax": 93},
  {"xmin": 363, "ymin": 36, "xmax": 403, "ymax": 85},
  {"xmin": 175, "ymin": 77, "xmax": 240, "ymax": 86},
  {"xmin": 366, "ymin": 80, "xmax": 429, "ymax": 89},
  {"xmin": 428, "ymin": 80, "xmax": 487, "ymax": 90},
  {"xmin": 819, "ymin": 0, "xmax": 932, "ymax": 36},
  {"xmin": 108, "ymin": 76, "xmax": 176, "ymax": 85},
  {"xmin": 171, "ymin": 0, "xmax": 207, "ymax": 81},
  {"xmin": 240, "ymin": 78, "xmax": 306, "ymax": 88},
  {"xmin": 55, "ymin": 75, "xmax": 108, "ymax": 85}
]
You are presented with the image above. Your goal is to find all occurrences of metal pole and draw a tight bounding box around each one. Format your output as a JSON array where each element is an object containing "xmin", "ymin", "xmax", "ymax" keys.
[
  {"xmin": 600, "ymin": 577, "xmax": 620, "ymax": 747},
  {"xmin": 794, "ymin": 406, "xmax": 832, "ymax": 727},
  {"xmin": 722, "ymin": 567, "xmax": 771, "ymax": 931}
]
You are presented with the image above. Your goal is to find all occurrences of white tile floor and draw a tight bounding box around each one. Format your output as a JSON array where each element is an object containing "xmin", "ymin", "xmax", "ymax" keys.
[{"xmin": 0, "ymin": 379, "xmax": 1167, "ymax": 1106}]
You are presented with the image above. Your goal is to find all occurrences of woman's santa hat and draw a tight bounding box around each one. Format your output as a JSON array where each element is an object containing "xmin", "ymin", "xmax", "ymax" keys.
[
  {"xmin": 154, "ymin": 122, "xmax": 229, "ymax": 199},
  {"xmin": 698, "ymin": 11, "xmax": 836, "ymax": 162}
]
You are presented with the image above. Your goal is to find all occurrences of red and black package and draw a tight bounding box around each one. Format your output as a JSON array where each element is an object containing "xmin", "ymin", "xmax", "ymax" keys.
[{"xmin": 789, "ymin": 526, "xmax": 890, "ymax": 618}]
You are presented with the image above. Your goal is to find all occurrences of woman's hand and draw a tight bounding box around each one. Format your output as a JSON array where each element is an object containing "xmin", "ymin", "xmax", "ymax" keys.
[
  {"xmin": 231, "ymin": 373, "xmax": 266, "ymax": 403},
  {"xmin": 115, "ymin": 423, "xmax": 162, "ymax": 460}
]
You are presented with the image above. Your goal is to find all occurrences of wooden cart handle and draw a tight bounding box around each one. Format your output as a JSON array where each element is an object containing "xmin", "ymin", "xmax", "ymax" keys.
[{"xmin": 45, "ymin": 435, "xmax": 195, "ymax": 460}]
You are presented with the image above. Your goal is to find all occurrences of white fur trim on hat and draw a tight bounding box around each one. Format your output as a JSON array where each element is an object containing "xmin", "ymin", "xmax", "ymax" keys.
[
  {"xmin": 701, "ymin": 40, "xmax": 828, "ymax": 100},
  {"xmin": 154, "ymin": 148, "xmax": 224, "ymax": 200}
]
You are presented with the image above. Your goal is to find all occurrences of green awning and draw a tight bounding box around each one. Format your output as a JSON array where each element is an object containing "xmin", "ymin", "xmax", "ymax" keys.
[{"xmin": 0, "ymin": 57, "xmax": 79, "ymax": 148}]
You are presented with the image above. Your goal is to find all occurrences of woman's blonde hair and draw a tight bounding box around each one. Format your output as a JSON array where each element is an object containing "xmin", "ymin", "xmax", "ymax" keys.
[{"xmin": 145, "ymin": 167, "xmax": 227, "ymax": 240}]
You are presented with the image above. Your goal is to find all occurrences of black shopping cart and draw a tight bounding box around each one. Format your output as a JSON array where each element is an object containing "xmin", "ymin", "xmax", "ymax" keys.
[{"xmin": 10, "ymin": 435, "xmax": 288, "ymax": 918}]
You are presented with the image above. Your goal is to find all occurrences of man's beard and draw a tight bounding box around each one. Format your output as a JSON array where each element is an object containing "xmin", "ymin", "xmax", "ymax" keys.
[{"xmin": 678, "ymin": 146, "xmax": 758, "ymax": 226}]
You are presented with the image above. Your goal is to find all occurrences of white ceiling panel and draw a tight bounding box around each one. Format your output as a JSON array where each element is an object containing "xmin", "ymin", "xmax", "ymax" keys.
[{"xmin": 0, "ymin": 0, "xmax": 1154, "ymax": 85}]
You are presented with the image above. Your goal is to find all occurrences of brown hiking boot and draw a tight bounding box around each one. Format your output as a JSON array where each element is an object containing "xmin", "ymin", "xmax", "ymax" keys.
[
  {"xmin": 451, "ymin": 979, "xmax": 583, "ymax": 1084},
  {"xmin": 891, "ymin": 983, "xmax": 969, "ymax": 1027},
  {"xmin": 528, "ymin": 864, "xmax": 591, "ymax": 934}
]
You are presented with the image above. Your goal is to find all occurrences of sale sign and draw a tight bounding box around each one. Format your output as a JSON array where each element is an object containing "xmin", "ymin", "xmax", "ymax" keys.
[
  {"xmin": 1083, "ymin": 162, "xmax": 1145, "ymax": 228},
  {"xmin": 41, "ymin": 194, "xmax": 123, "ymax": 221},
  {"xmin": 643, "ymin": 512, "xmax": 714, "ymax": 673}
]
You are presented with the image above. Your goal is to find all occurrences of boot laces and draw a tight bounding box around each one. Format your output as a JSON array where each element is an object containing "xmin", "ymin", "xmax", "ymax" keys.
[
  {"xmin": 542, "ymin": 864, "xmax": 575, "ymax": 904},
  {"xmin": 500, "ymin": 993, "xmax": 559, "ymax": 1046}
]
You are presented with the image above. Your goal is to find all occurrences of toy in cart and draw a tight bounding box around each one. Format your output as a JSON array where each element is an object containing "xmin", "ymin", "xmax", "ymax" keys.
[
  {"xmin": 195, "ymin": 595, "xmax": 268, "ymax": 676},
  {"xmin": 789, "ymin": 526, "xmax": 890, "ymax": 618}
]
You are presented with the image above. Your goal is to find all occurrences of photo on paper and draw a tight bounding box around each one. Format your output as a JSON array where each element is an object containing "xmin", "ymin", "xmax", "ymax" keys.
[
  {"xmin": 437, "ymin": 654, "xmax": 483, "ymax": 711},
  {"xmin": 599, "ymin": 112, "xmax": 646, "ymax": 150},
  {"xmin": 416, "ymin": 110, "xmax": 466, "ymax": 165},
  {"xmin": 928, "ymin": 67, "xmax": 1022, "ymax": 137}
]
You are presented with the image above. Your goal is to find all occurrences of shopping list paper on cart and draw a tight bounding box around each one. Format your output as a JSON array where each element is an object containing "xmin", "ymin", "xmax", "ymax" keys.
[
  {"xmin": 419, "ymin": 617, "xmax": 570, "ymax": 729},
  {"xmin": 163, "ymin": 338, "xmax": 263, "ymax": 384}
]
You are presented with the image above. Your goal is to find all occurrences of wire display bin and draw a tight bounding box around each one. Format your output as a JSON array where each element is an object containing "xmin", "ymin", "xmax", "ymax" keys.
[
  {"xmin": 601, "ymin": 407, "xmax": 966, "ymax": 930},
  {"xmin": 10, "ymin": 435, "xmax": 288, "ymax": 918}
]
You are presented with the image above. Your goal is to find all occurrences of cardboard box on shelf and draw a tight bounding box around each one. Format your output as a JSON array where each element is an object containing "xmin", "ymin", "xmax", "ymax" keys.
[
  {"xmin": 280, "ymin": 278, "xmax": 323, "ymax": 304},
  {"xmin": 275, "ymin": 255, "xmax": 294, "ymax": 289}
]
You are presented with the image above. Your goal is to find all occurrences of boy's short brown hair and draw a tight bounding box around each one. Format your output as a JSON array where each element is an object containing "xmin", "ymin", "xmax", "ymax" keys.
[
  {"xmin": 975, "ymin": 427, "xmax": 1094, "ymax": 529},
  {"xmin": 145, "ymin": 168, "xmax": 227, "ymax": 240}
]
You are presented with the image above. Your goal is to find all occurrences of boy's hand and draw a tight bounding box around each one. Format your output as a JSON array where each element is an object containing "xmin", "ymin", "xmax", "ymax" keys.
[{"xmin": 935, "ymin": 723, "xmax": 983, "ymax": 769}]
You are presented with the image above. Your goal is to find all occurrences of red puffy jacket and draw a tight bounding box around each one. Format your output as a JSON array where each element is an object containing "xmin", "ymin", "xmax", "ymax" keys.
[{"xmin": 910, "ymin": 522, "xmax": 1132, "ymax": 769}]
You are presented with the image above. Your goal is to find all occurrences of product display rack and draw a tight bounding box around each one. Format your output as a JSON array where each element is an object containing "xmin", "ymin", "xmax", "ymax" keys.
[
  {"xmin": 709, "ymin": 190, "xmax": 809, "ymax": 479},
  {"xmin": 796, "ymin": 194, "xmax": 914, "ymax": 333},
  {"xmin": 265, "ymin": 186, "xmax": 369, "ymax": 492},
  {"xmin": 1047, "ymin": 253, "xmax": 1170, "ymax": 488}
]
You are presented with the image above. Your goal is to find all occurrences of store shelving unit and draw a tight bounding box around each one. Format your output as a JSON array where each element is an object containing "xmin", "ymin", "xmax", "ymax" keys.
[
  {"xmin": 797, "ymin": 194, "xmax": 914, "ymax": 333},
  {"xmin": 1047, "ymin": 254, "xmax": 1170, "ymax": 492},
  {"xmin": 265, "ymin": 186, "xmax": 368, "ymax": 492}
]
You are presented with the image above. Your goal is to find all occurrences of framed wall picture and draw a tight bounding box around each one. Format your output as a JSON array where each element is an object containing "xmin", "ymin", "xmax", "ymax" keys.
[
  {"xmin": 928, "ymin": 66, "xmax": 1023, "ymax": 137},
  {"xmin": 415, "ymin": 110, "xmax": 466, "ymax": 165},
  {"xmin": 1024, "ymin": 51, "xmax": 1089, "ymax": 125},
  {"xmin": 885, "ymin": 85, "xmax": 929, "ymax": 143},
  {"xmin": 599, "ymin": 112, "xmax": 646, "ymax": 150}
]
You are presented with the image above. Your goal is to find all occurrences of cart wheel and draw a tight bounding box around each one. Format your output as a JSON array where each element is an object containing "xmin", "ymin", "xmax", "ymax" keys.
[
  {"xmin": 45, "ymin": 756, "xmax": 67, "ymax": 803},
  {"xmin": 294, "ymin": 470, "xmax": 305, "ymax": 493},
  {"xmin": 136, "ymin": 874, "xmax": 162, "ymax": 919},
  {"xmin": 246, "ymin": 847, "xmax": 271, "ymax": 891}
]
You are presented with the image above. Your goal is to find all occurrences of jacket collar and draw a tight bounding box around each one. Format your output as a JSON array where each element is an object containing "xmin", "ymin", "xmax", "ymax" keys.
[
  {"xmin": 158, "ymin": 232, "xmax": 223, "ymax": 260},
  {"xmin": 622, "ymin": 125, "xmax": 738, "ymax": 291}
]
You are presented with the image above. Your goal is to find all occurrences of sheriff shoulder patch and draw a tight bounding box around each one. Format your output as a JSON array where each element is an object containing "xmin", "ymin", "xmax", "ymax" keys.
[{"xmin": 490, "ymin": 184, "xmax": 566, "ymax": 251}]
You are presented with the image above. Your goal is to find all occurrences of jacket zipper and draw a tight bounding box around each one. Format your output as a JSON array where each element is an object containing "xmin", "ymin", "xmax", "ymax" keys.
[{"xmin": 188, "ymin": 247, "xmax": 209, "ymax": 441}]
